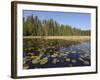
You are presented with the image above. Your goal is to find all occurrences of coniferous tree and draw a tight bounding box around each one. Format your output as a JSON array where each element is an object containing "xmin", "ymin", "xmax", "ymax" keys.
[{"xmin": 23, "ymin": 15, "xmax": 90, "ymax": 36}]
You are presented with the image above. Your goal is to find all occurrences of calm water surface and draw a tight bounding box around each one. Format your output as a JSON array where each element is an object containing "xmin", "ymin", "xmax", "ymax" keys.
[{"xmin": 23, "ymin": 40, "xmax": 91, "ymax": 69}]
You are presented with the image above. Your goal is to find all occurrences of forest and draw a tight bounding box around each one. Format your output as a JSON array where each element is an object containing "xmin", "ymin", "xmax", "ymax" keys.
[{"xmin": 23, "ymin": 14, "xmax": 90, "ymax": 36}]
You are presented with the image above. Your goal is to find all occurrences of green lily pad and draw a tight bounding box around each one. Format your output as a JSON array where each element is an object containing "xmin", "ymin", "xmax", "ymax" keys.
[{"xmin": 40, "ymin": 57, "xmax": 48, "ymax": 65}]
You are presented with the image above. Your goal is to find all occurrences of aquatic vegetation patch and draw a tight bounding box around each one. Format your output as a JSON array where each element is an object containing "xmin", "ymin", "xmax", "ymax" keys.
[{"xmin": 23, "ymin": 39, "xmax": 91, "ymax": 69}]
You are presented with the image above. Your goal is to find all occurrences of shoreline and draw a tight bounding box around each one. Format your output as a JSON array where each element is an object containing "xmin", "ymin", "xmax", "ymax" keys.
[{"xmin": 23, "ymin": 36, "xmax": 90, "ymax": 42}]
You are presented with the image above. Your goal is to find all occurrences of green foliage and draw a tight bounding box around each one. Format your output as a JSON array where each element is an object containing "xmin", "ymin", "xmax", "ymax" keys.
[{"xmin": 23, "ymin": 15, "xmax": 90, "ymax": 36}]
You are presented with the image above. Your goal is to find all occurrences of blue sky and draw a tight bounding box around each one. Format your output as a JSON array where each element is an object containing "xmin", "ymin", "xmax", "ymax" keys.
[{"xmin": 23, "ymin": 10, "xmax": 91, "ymax": 30}]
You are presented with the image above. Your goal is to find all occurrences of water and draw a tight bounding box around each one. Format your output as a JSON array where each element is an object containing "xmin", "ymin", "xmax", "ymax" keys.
[{"xmin": 23, "ymin": 40, "xmax": 91, "ymax": 69}]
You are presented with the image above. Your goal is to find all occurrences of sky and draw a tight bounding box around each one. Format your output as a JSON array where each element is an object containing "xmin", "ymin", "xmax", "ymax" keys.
[{"xmin": 23, "ymin": 10, "xmax": 91, "ymax": 30}]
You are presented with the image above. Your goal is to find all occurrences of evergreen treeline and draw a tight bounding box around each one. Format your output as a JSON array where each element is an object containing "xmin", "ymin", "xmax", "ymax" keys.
[{"xmin": 23, "ymin": 15, "xmax": 90, "ymax": 36}]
